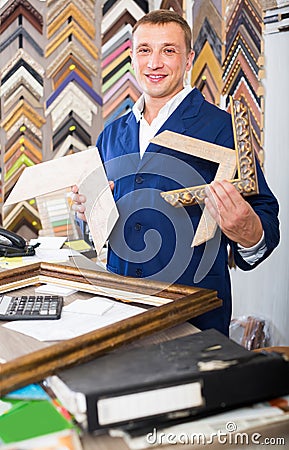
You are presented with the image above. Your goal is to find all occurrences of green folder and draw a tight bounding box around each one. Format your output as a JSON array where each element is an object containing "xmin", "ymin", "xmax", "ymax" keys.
[{"xmin": 0, "ymin": 400, "xmax": 74, "ymax": 443}]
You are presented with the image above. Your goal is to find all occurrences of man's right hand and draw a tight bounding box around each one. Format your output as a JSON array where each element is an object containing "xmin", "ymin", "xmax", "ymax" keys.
[
  {"xmin": 71, "ymin": 185, "xmax": 87, "ymax": 221},
  {"xmin": 71, "ymin": 182, "xmax": 114, "ymax": 222}
]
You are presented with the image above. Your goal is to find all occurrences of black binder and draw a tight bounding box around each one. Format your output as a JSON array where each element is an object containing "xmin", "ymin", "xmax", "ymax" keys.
[{"xmin": 47, "ymin": 329, "xmax": 289, "ymax": 433}]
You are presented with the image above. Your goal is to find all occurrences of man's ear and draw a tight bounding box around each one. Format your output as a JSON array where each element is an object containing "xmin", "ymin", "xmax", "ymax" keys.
[
  {"xmin": 130, "ymin": 48, "xmax": 134, "ymax": 68},
  {"xmin": 186, "ymin": 50, "xmax": 195, "ymax": 71}
]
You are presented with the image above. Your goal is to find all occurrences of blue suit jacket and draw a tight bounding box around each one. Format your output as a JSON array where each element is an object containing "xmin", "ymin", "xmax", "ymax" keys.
[{"xmin": 96, "ymin": 89, "xmax": 279, "ymax": 335}]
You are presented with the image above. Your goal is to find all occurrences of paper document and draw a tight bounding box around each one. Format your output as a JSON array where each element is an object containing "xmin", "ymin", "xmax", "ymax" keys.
[
  {"xmin": 35, "ymin": 284, "xmax": 77, "ymax": 297},
  {"xmin": 30, "ymin": 236, "xmax": 67, "ymax": 249},
  {"xmin": 3, "ymin": 297, "xmax": 145, "ymax": 341},
  {"xmin": 4, "ymin": 147, "xmax": 119, "ymax": 254},
  {"xmin": 0, "ymin": 248, "xmax": 74, "ymax": 269},
  {"xmin": 64, "ymin": 298, "xmax": 114, "ymax": 315},
  {"xmin": 34, "ymin": 248, "xmax": 78, "ymax": 261}
]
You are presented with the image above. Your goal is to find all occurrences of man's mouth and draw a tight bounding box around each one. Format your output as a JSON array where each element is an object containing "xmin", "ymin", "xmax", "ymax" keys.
[{"xmin": 146, "ymin": 74, "xmax": 167, "ymax": 81}]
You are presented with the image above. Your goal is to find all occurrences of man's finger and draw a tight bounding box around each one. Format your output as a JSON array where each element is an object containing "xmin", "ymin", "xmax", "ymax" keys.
[{"xmin": 71, "ymin": 193, "xmax": 87, "ymax": 204}]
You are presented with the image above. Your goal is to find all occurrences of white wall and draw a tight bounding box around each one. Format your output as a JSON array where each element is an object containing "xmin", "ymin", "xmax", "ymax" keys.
[{"xmin": 231, "ymin": 29, "xmax": 289, "ymax": 345}]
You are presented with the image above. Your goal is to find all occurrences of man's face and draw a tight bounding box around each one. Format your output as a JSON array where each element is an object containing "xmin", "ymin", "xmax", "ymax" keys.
[{"xmin": 131, "ymin": 22, "xmax": 194, "ymax": 103}]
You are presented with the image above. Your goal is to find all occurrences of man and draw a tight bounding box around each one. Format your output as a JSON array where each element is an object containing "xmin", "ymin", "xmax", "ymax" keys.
[{"xmin": 72, "ymin": 10, "xmax": 279, "ymax": 335}]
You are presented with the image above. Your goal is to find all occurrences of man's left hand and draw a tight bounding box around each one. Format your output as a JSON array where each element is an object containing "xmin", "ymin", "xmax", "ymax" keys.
[{"xmin": 204, "ymin": 180, "xmax": 263, "ymax": 248}]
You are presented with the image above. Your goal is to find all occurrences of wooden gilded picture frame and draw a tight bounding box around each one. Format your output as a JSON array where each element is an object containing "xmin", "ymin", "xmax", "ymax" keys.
[
  {"xmin": 0, "ymin": 262, "xmax": 221, "ymax": 396},
  {"xmin": 154, "ymin": 98, "xmax": 259, "ymax": 208}
]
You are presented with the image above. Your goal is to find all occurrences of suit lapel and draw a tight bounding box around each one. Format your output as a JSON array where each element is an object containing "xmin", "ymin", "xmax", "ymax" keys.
[{"xmin": 119, "ymin": 112, "xmax": 141, "ymax": 171}]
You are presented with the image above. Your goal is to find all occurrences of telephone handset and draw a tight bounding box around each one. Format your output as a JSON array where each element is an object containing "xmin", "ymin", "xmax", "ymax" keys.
[{"xmin": 0, "ymin": 227, "xmax": 39, "ymax": 257}]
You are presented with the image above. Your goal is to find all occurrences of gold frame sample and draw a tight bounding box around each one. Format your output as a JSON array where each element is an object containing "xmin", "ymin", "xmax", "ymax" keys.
[
  {"xmin": 153, "ymin": 98, "xmax": 259, "ymax": 208},
  {"xmin": 0, "ymin": 262, "xmax": 221, "ymax": 395}
]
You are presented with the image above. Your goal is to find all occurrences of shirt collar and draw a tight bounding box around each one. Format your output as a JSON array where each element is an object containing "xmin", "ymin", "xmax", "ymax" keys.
[
  {"xmin": 133, "ymin": 95, "xmax": 145, "ymax": 122},
  {"xmin": 132, "ymin": 85, "xmax": 193, "ymax": 123}
]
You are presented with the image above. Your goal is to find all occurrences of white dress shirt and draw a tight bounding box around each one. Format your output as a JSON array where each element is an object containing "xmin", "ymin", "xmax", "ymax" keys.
[{"xmin": 133, "ymin": 85, "xmax": 193, "ymax": 158}]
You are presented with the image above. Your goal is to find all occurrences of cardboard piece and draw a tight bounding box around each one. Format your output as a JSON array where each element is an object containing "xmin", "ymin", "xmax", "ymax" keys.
[{"xmin": 4, "ymin": 147, "xmax": 119, "ymax": 255}]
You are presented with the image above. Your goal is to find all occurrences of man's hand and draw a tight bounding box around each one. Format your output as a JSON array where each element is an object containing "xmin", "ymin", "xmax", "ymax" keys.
[
  {"xmin": 204, "ymin": 180, "xmax": 263, "ymax": 248},
  {"xmin": 71, "ymin": 185, "xmax": 87, "ymax": 221},
  {"xmin": 71, "ymin": 181, "xmax": 114, "ymax": 222}
]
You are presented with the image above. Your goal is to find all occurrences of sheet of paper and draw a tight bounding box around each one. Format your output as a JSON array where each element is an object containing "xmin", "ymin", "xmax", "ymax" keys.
[
  {"xmin": 0, "ymin": 257, "xmax": 28, "ymax": 270},
  {"xmin": 64, "ymin": 298, "xmax": 114, "ymax": 315},
  {"xmin": 35, "ymin": 284, "xmax": 77, "ymax": 297},
  {"xmin": 64, "ymin": 239, "xmax": 91, "ymax": 251},
  {"xmin": 0, "ymin": 248, "xmax": 80, "ymax": 270},
  {"xmin": 4, "ymin": 147, "xmax": 119, "ymax": 254},
  {"xmin": 35, "ymin": 248, "xmax": 77, "ymax": 262},
  {"xmin": 0, "ymin": 250, "xmax": 71, "ymax": 270},
  {"xmin": 30, "ymin": 237, "xmax": 67, "ymax": 249},
  {"xmin": 3, "ymin": 297, "xmax": 145, "ymax": 341}
]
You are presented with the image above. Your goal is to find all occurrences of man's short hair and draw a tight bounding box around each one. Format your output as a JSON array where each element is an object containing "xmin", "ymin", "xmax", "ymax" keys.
[{"xmin": 132, "ymin": 9, "xmax": 192, "ymax": 54}]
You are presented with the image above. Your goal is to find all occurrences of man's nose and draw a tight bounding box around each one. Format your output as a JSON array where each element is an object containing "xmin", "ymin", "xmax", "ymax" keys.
[{"xmin": 147, "ymin": 51, "xmax": 164, "ymax": 69}]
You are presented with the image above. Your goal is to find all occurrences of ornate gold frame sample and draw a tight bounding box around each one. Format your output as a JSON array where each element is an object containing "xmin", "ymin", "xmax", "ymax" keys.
[
  {"xmin": 0, "ymin": 262, "xmax": 221, "ymax": 395},
  {"xmin": 155, "ymin": 98, "xmax": 258, "ymax": 207},
  {"xmin": 151, "ymin": 98, "xmax": 259, "ymax": 246}
]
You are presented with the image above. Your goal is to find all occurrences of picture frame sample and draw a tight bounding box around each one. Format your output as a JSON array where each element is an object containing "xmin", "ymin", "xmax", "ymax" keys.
[
  {"xmin": 155, "ymin": 98, "xmax": 259, "ymax": 207},
  {"xmin": 0, "ymin": 262, "xmax": 221, "ymax": 395}
]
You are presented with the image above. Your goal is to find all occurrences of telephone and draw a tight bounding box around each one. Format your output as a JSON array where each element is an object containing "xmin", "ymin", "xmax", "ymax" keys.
[{"xmin": 0, "ymin": 228, "xmax": 39, "ymax": 257}]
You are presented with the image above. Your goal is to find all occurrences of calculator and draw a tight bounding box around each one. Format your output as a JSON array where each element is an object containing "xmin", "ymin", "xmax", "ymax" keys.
[{"xmin": 0, "ymin": 294, "xmax": 63, "ymax": 320}]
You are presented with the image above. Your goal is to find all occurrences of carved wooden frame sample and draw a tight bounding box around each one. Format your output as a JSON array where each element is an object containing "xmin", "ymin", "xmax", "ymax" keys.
[
  {"xmin": 158, "ymin": 98, "xmax": 259, "ymax": 208},
  {"xmin": 45, "ymin": 22, "xmax": 98, "ymax": 59},
  {"xmin": 0, "ymin": 262, "xmax": 221, "ymax": 395},
  {"xmin": 46, "ymin": 3, "xmax": 95, "ymax": 39}
]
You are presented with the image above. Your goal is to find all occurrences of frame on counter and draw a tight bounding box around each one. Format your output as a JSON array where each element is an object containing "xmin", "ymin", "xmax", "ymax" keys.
[{"xmin": 0, "ymin": 262, "xmax": 221, "ymax": 395}]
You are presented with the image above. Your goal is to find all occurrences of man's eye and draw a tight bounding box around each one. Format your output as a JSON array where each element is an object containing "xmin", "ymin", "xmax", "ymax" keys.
[
  {"xmin": 163, "ymin": 48, "xmax": 176, "ymax": 55},
  {"xmin": 137, "ymin": 48, "xmax": 150, "ymax": 54}
]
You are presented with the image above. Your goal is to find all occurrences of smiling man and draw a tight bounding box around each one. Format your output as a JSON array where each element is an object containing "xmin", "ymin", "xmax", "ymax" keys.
[
  {"xmin": 72, "ymin": 10, "xmax": 279, "ymax": 335},
  {"xmin": 131, "ymin": 15, "xmax": 194, "ymax": 121}
]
